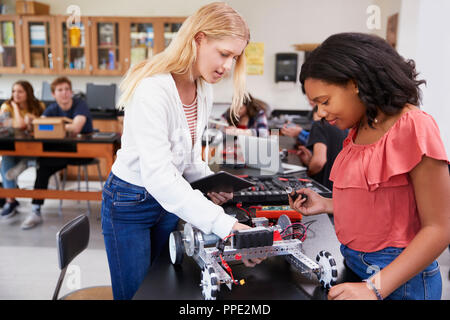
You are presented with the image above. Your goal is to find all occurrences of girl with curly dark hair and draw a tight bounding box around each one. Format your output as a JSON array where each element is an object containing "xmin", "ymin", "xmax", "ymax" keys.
[{"xmin": 290, "ymin": 33, "xmax": 449, "ymax": 300}]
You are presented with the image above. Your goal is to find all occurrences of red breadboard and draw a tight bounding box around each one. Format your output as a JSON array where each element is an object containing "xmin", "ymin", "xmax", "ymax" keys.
[{"xmin": 255, "ymin": 210, "xmax": 302, "ymax": 221}]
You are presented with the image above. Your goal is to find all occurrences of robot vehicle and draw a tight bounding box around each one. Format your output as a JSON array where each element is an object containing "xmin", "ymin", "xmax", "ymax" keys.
[{"xmin": 168, "ymin": 214, "xmax": 338, "ymax": 300}]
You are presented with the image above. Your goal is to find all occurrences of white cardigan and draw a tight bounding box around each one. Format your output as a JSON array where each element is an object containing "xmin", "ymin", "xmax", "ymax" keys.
[{"xmin": 112, "ymin": 73, "xmax": 237, "ymax": 239}]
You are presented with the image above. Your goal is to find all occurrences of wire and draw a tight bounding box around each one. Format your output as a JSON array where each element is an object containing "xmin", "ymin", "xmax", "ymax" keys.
[
  {"xmin": 223, "ymin": 233, "xmax": 234, "ymax": 242},
  {"xmin": 236, "ymin": 203, "xmax": 254, "ymax": 218},
  {"xmin": 280, "ymin": 221, "xmax": 315, "ymax": 242},
  {"xmin": 219, "ymin": 253, "xmax": 239, "ymax": 285}
]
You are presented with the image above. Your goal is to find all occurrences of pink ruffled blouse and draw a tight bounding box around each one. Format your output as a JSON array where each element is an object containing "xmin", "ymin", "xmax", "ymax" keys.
[{"xmin": 330, "ymin": 109, "xmax": 448, "ymax": 252}]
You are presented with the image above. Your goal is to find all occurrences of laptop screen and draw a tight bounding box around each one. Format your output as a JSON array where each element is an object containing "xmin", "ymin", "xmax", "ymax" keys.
[
  {"xmin": 237, "ymin": 135, "xmax": 282, "ymax": 174},
  {"xmin": 237, "ymin": 135, "xmax": 307, "ymax": 175}
]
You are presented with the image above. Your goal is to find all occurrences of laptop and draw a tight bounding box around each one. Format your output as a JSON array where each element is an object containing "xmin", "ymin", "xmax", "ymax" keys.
[{"xmin": 237, "ymin": 135, "xmax": 307, "ymax": 175}]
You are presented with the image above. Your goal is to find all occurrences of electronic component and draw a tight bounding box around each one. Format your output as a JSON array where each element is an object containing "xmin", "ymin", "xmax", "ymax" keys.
[
  {"xmin": 231, "ymin": 174, "xmax": 330, "ymax": 205},
  {"xmin": 254, "ymin": 205, "xmax": 302, "ymax": 221},
  {"xmin": 233, "ymin": 227, "xmax": 273, "ymax": 249}
]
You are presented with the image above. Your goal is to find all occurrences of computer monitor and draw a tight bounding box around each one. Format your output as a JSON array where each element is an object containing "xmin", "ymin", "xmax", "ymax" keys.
[{"xmin": 86, "ymin": 83, "xmax": 116, "ymax": 111}]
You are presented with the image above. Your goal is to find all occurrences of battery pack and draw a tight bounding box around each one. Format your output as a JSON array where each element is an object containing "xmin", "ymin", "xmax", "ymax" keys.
[{"xmin": 233, "ymin": 227, "xmax": 273, "ymax": 249}]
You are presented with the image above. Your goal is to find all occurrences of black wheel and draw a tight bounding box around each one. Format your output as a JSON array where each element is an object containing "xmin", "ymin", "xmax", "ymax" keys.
[
  {"xmin": 169, "ymin": 231, "xmax": 184, "ymax": 265},
  {"xmin": 315, "ymin": 250, "xmax": 338, "ymax": 289},
  {"xmin": 201, "ymin": 266, "xmax": 219, "ymax": 300}
]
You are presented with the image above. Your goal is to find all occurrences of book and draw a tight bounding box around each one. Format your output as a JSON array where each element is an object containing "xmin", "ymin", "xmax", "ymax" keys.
[
  {"xmin": 2, "ymin": 22, "xmax": 15, "ymax": 46},
  {"xmin": 30, "ymin": 24, "xmax": 46, "ymax": 46},
  {"xmin": 99, "ymin": 23, "xmax": 114, "ymax": 46},
  {"xmin": 130, "ymin": 47, "xmax": 146, "ymax": 66}
]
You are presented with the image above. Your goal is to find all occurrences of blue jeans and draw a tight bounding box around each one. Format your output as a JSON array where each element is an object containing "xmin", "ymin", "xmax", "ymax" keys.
[
  {"xmin": 340, "ymin": 244, "xmax": 442, "ymax": 300},
  {"xmin": 0, "ymin": 156, "xmax": 36, "ymax": 189},
  {"xmin": 0, "ymin": 156, "xmax": 20, "ymax": 189},
  {"xmin": 101, "ymin": 173, "xmax": 179, "ymax": 300}
]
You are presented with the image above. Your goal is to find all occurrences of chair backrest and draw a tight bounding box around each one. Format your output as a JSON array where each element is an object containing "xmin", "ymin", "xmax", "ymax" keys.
[
  {"xmin": 85, "ymin": 83, "xmax": 116, "ymax": 111},
  {"xmin": 56, "ymin": 214, "xmax": 90, "ymax": 270}
]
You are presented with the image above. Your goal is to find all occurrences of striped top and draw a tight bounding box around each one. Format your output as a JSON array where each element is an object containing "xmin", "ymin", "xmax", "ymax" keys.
[{"xmin": 183, "ymin": 97, "xmax": 197, "ymax": 146}]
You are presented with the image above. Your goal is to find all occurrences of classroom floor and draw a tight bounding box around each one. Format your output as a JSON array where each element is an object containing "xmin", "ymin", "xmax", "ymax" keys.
[{"xmin": 0, "ymin": 172, "xmax": 449, "ymax": 300}]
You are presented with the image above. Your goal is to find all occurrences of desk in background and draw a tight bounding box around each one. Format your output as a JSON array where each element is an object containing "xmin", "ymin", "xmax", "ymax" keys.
[{"xmin": 0, "ymin": 129, "xmax": 120, "ymax": 201}]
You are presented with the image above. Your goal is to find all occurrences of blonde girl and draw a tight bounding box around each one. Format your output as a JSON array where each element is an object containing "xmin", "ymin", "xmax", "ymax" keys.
[{"xmin": 101, "ymin": 2, "xmax": 262, "ymax": 300}]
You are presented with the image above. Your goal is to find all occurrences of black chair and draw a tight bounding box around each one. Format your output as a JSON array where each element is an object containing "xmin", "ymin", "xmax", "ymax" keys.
[{"xmin": 52, "ymin": 214, "xmax": 112, "ymax": 300}]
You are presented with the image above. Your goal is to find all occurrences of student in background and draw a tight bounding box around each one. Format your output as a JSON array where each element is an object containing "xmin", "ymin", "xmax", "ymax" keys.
[
  {"xmin": 0, "ymin": 80, "xmax": 45, "ymax": 219},
  {"xmin": 296, "ymin": 106, "xmax": 348, "ymax": 190},
  {"xmin": 222, "ymin": 93, "xmax": 269, "ymax": 137},
  {"xmin": 22, "ymin": 77, "xmax": 94, "ymax": 230},
  {"xmin": 280, "ymin": 116, "xmax": 311, "ymax": 145}
]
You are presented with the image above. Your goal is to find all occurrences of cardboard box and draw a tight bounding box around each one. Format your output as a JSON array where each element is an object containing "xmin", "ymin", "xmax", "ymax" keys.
[
  {"xmin": 16, "ymin": 1, "xmax": 50, "ymax": 15},
  {"xmin": 33, "ymin": 117, "xmax": 72, "ymax": 139}
]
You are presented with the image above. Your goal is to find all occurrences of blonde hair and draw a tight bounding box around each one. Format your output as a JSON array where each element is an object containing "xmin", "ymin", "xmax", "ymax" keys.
[{"xmin": 117, "ymin": 2, "xmax": 250, "ymax": 119}]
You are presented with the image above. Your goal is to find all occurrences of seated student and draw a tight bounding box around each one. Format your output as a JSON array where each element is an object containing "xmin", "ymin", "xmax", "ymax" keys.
[
  {"xmin": 21, "ymin": 76, "xmax": 94, "ymax": 230},
  {"xmin": 0, "ymin": 80, "xmax": 45, "ymax": 219},
  {"xmin": 280, "ymin": 100, "xmax": 315, "ymax": 145},
  {"xmin": 296, "ymin": 106, "xmax": 348, "ymax": 190},
  {"xmin": 222, "ymin": 94, "xmax": 269, "ymax": 137}
]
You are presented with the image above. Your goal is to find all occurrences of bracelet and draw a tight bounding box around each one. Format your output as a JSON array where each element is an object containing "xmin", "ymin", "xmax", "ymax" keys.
[{"xmin": 363, "ymin": 278, "xmax": 383, "ymax": 300}]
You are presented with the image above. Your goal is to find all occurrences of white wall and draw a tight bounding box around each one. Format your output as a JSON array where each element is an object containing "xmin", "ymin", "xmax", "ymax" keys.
[
  {"xmin": 218, "ymin": 0, "xmax": 375, "ymax": 109},
  {"xmin": 397, "ymin": 0, "xmax": 450, "ymax": 155},
  {"xmin": 372, "ymin": 0, "xmax": 402, "ymax": 39},
  {"xmin": 0, "ymin": 0, "xmax": 374, "ymax": 110}
]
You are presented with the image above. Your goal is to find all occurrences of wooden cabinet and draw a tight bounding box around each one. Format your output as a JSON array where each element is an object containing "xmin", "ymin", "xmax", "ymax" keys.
[
  {"xmin": 90, "ymin": 17, "xmax": 127, "ymax": 76},
  {"xmin": 0, "ymin": 15, "xmax": 24, "ymax": 74},
  {"xmin": 122, "ymin": 18, "xmax": 157, "ymax": 71},
  {"xmin": 122, "ymin": 17, "xmax": 185, "ymax": 71},
  {"xmin": 1, "ymin": 15, "xmax": 186, "ymax": 76},
  {"xmin": 161, "ymin": 18, "xmax": 184, "ymax": 50},
  {"xmin": 21, "ymin": 15, "xmax": 58, "ymax": 74},
  {"xmin": 54, "ymin": 15, "xmax": 92, "ymax": 75}
]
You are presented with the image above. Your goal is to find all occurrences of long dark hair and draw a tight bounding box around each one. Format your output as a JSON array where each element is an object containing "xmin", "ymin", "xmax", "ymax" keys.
[
  {"xmin": 6, "ymin": 80, "xmax": 43, "ymax": 116},
  {"xmin": 299, "ymin": 32, "xmax": 426, "ymax": 127},
  {"xmin": 226, "ymin": 94, "xmax": 268, "ymax": 125}
]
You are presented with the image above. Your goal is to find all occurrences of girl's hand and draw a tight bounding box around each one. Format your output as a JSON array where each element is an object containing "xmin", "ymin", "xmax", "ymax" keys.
[
  {"xmin": 10, "ymin": 101, "xmax": 19, "ymax": 110},
  {"xmin": 281, "ymin": 124, "xmax": 302, "ymax": 138},
  {"xmin": 231, "ymin": 222, "xmax": 265, "ymax": 267},
  {"xmin": 288, "ymin": 188, "xmax": 331, "ymax": 216},
  {"xmin": 24, "ymin": 114, "xmax": 35, "ymax": 126},
  {"xmin": 327, "ymin": 282, "xmax": 378, "ymax": 300},
  {"xmin": 208, "ymin": 191, "xmax": 233, "ymax": 205},
  {"xmin": 297, "ymin": 145, "xmax": 312, "ymax": 166}
]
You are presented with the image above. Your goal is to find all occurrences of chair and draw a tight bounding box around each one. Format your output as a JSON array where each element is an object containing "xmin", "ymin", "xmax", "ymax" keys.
[
  {"xmin": 55, "ymin": 159, "xmax": 103, "ymax": 217},
  {"xmin": 52, "ymin": 214, "xmax": 113, "ymax": 300}
]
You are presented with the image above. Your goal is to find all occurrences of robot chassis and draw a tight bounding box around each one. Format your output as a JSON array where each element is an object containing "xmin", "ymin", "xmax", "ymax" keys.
[{"xmin": 169, "ymin": 215, "xmax": 338, "ymax": 300}]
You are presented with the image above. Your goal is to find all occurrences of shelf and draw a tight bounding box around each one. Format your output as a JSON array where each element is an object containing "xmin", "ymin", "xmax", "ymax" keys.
[{"xmin": 292, "ymin": 43, "xmax": 320, "ymax": 51}]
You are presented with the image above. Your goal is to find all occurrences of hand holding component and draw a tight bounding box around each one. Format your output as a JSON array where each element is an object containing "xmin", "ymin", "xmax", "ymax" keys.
[
  {"xmin": 288, "ymin": 188, "xmax": 332, "ymax": 216},
  {"xmin": 286, "ymin": 186, "xmax": 308, "ymax": 202},
  {"xmin": 230, "ymin": 222, "xmax": 266, "ymax": 267}
]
